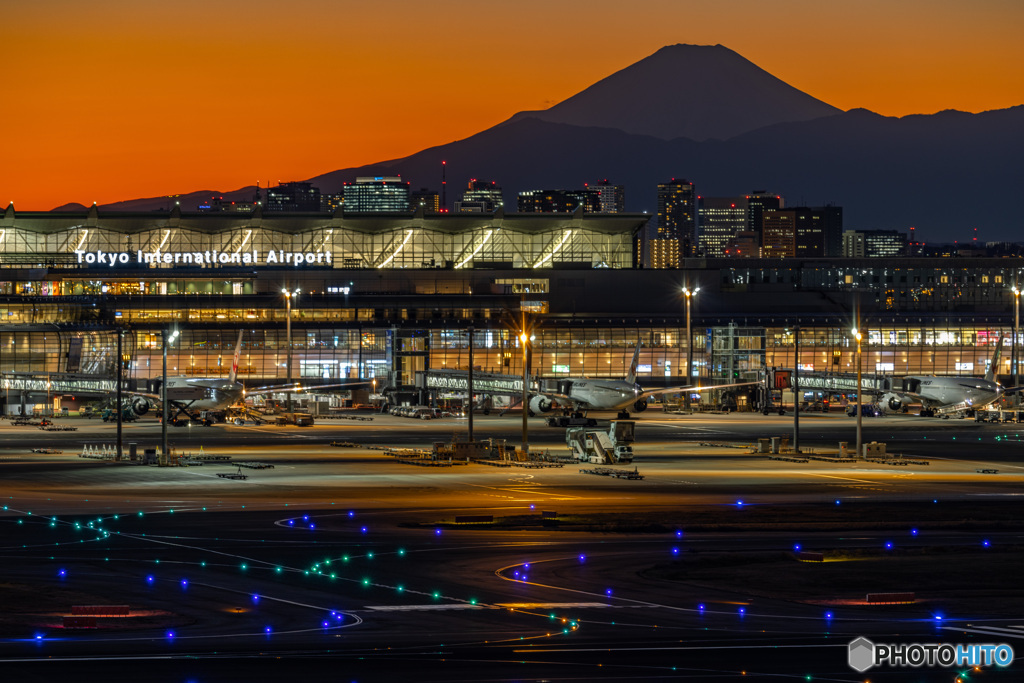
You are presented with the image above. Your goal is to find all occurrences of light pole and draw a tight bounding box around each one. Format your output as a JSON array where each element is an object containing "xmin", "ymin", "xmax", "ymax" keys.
[
  {"xmin": 116, "ymin": 329, "xmax": 123, "ymax": 461},
  {"xmin": 467, "ymin": 326, "xmax": 474, "ymax": 442},
  {"xmin": 161, "ymin": 327, "xmax": 179, "ymax": 458},
  {"xmin": 853, "ymin": 327, "xmax": 863, "ymax": 459},
  {"xmin": 682, "ymin": 286, "xmax": 700, "ymax": 409},
  {"xmin": 793, "ymin": 325, "xmax": 800, "ymax": 453},
  {"xmin": 520, "ymin": 329, "xmax": 529, "ymax": 457},
  {"xmin": 1012, "ymin": 286, "xmax": 1021, "ymax": 396},
  {"xmin": 282, "ymin": 288, "xmax": 300, "ymax": 412}
]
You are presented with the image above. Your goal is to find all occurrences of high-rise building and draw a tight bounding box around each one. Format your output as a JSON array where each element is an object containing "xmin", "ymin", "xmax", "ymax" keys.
[
  {"xmin": 698, "ymin": 196, "xmax": 748, "ymax": 256},
  {"xmin": 410, "ymin": 188, "xmax": 441, "ymax": 213},
  {"xmin": 842, "ymin": 229, "xmax": 908, "ymax": 258},
  {"xmin": 517, "ymin": 189, "xmax": 601, "ymax": 213},
  {"xmin": 762, "ymin": 205, "xmax": 843, "ymax": 258},
  {"xmin": 656, "ymin": 179, "xmax": 696, "ymax": 257},
  {"xmin": 267, "ymin": 182, "xmax": 321, "ymax": 212},
  {"xmin": 455, "ymin": 180, "xmax": 504, "ymax": 213},
  {"xmin": 342, "ymin": 177, "xmax": 411, "ymax": 213},
  {"xmin": 586, "ymin": 180, "xmax": 625, "ymax": 213},
  {"xmin": 746, "ymin": 190, "xmax": 783, "ymax": 239}
]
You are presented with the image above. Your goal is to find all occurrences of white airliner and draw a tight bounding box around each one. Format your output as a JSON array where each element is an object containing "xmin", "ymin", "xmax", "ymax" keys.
[
  {"xmin": 878, "ymin": 342, "xmax": 1021, "ymax": 416},
  {"xmin": 528, "ymin": 344, "xmax": 755, "ymax": 419},
  {"xmin": 119, "ymin": 331, "xmax": 350, "ymax": 424}
]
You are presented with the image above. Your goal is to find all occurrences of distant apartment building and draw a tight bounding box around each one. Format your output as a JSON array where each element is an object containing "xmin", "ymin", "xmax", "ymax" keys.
[
  {"xmin": 410, "ymin": 188, "xmax": 441, "ymax": 213},
  {"xmin": 698, "ymin": 196, "xmax": 747, "ymax": 256},
  {"xmin": 842, "ymin": 229, "xmax": 908, "ymax": 258},
  {"xmin": 586, "ymin": 180, "xmax": 625, "ymax": 213},
  {"xmin": 455, "ymin": 180, "xmax": 504, "ymax": 213},
  {"xmin": 517, "ymin": 189, "xmax": 601, "ymax": 213},
  {"xmin": 656, "ymin": 179, "xmax": 696, "ymax": 258},
  {"xmin": 266, "ymin": 181, "xmax": 321, "ymax": 212},
  {"xmin": 342, "ymin": 177, "xmax": 410, "ymax": 212},
  {"xmin": 648, "ymin": 237, "xmax": 680, "ymax": 269}
]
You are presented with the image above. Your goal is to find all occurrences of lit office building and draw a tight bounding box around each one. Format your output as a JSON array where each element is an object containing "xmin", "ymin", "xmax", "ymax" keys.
[
  {"xmin": 843, "ymin": 229, "xmax": 908, "ymax": 258},
  {"xmin": 762, "ymin": 206, "xmax": 843, "ymax": 258},
  {"xmin": 342, "ymin": 177, "xmax": 411, "ymax": 213},
  {"xmin": 410, "ymin": 188, "xmax": 441, "ymax": 213},
  {"xmin": 197, "ymin": 196, "xmax": 258, "ymax": 213},
  {"xmin": 723, "ymin": 231, "xmax": 760, "ymax": 257},
  {"xmin": 746, "ymin": 190, "xmax": 782, "ymax": 239},
  {"xmin": 762, "ymin": 210, "xmax": 796, "ymax": 258},
  {"xmin": 267, "ymin": 182, "xmax": 321, "ymax": 212},
  {"xmin": 455, "ymin": 180, "xmax": 504, "ymax": 213},
  {"xmin": 320, "ymin": 193, "xmax": 344, "ymax": 213},
  {"xmin": 517, "ymin": 189, "xmax": 601, "ymax": 213},
  {"xmin": 698, "ymin": 197, "xmax": 747, "ymax": 256}
]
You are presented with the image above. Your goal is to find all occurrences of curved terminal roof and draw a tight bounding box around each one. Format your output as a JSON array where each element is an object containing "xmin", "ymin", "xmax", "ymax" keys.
[{"xmin": 1, "ymin": 204, "xmax": 649, "ymax": 237}]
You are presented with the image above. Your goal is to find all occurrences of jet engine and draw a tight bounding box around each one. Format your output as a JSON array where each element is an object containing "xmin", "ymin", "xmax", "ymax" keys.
[
  {"xmin": 881, "ymin": 393, "xmax": 902, "ymax": 412},
  {"xmin": 528, "ymin": 395, "xmax": 554, "ymax": 416},
  {"xmin": 632, "ymin": 399, "xmax": 648, "ymax": 413},
  {"xmin": 131, "ymin": 397, "xmax": 150, "ymax": 417}
]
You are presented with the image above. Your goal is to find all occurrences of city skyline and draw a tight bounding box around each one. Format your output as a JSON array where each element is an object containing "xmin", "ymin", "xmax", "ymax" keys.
[{"xmin": 4, "ymin": 0, "xmax": 1023, "ymax": 210}]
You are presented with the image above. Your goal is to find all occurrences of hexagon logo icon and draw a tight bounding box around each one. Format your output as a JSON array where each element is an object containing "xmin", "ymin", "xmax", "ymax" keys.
[{"xmin": 848, "ymin": 637, "xmax": 875, "ymax": 672}]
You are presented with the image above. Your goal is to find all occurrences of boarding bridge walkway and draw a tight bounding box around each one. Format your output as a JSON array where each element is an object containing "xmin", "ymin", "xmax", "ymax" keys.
[
  {"xmin": 1, "ymin": 372, "xmax": 117, "ymax": 397},
  {"xmin": 419, "ymin": 369, "xmax": 525, "ymax": 397},
  {"xmin": 773, "ymin": 369, "xmax": 891, "ymax": 394}
]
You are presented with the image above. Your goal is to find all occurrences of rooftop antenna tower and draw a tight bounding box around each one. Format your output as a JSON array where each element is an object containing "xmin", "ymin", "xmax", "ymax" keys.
[{"xmin": 441, "ymin": 160, "xmax": 447, "ymax": 212}]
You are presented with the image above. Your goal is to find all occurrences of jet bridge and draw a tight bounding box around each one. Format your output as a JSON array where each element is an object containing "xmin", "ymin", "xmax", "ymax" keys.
[
  {"xmin": 419, "ymin": 369, "xmax": 526, "ymax": 397},
  {"xmin": 1, "ymin": 372, "xmax": 117, "ymax": 397},
  {"xmin": 769, "ymin": 368, "xmax": 890, "ymax": 394}
]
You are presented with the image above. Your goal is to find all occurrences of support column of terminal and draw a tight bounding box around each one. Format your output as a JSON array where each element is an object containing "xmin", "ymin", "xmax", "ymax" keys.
[
  {"xmin": 467, "ymin": 326, "xmax": 474, "ymax": 442},
  {"xmin": 116, "ymin": 329, "xmax": 123, "ymax": 461}
]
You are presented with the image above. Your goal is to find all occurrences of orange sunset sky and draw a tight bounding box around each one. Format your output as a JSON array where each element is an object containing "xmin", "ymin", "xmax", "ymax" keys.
[{"xmin": 5, "ymin": 0, "xmax": 1023, "ymax": 210}]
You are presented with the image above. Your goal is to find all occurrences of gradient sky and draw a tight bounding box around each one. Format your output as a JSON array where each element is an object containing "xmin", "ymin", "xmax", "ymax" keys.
[{"xmin": 5, "ymin": 0, "xmax": 1022, "ymax": 209}]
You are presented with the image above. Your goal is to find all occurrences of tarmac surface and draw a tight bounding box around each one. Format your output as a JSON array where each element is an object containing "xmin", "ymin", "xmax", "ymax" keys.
[{"xmin": 1, "ymin": 410, "xmax": 1022, "ymax": 681}]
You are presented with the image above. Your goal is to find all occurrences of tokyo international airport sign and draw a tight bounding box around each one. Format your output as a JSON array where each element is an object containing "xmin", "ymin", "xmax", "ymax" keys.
[{"xmin": 75, "ymin": 249, "xmax": 332, "ymax": 267}]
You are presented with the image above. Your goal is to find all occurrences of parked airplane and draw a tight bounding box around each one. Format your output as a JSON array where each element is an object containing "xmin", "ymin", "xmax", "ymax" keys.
[
  {"xmin": 527, "ymin": 344, "xmax": 755, "ymax": 419},
  {"xmin": 878, "ymin": 341, "xmax": 1021, "ymax": 416},
  {"xmin": 115, "ymin": 331, "xmax": 352, "ymax": 425}
]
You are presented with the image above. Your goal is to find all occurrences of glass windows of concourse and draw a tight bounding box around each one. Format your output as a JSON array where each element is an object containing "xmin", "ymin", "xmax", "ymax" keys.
[
  {"xmin": 130, "ymin": 329, "xmax": 388, "ymax": 381},
  {"xmin": 0, "ymin": 324, "xmax": 1019, "ymax": 385}
]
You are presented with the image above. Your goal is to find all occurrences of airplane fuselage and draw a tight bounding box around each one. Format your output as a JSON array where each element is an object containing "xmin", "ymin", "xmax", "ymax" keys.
[
  {"xmin": 908, "ymin": 375, "xmax": 1002, "ymax": 410},
  {"xmin": 563, "ymin": 379, "xmax": 644, "ymax": 412},
  {"xmin": 163, "ymin": 377, "xmax": 244, "ymax": 412}
]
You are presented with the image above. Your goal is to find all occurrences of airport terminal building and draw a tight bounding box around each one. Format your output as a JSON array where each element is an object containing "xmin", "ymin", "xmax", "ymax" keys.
[{"xmin": 0, "ymin": 204, "xmax": 1021, "ymax": 411}]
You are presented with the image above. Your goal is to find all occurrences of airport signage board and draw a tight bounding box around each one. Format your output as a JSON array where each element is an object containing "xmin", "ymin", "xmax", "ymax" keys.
[{"xmin": 74, "ymin": 249, "xmax": 332, "ymax": 267}]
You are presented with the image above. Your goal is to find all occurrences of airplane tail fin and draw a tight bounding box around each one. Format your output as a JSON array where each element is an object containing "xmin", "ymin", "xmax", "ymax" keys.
[
  {"xmin": 625, "ymin": 342, "xmax": 641, "ymax": 384},
  {"xmin": 228, "ymin": 330, "xmax": 244, "ymax": 384},
  {"xmin": 985, "ymin": 338, "xmax": 1003, "ymax": 382}
]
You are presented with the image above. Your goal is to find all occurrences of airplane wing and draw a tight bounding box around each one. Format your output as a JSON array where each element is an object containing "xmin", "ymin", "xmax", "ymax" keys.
[{"xmin": 638, "ymin": 381, "xmax": 760, "ymax": 400}]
